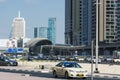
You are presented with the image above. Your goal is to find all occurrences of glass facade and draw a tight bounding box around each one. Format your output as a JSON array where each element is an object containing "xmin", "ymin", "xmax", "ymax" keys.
[
  {"xmin": 47, "ymin": 18, "xmax": 56, "ymax": 44},
  {"xmin": 65, "ymin": 0, "xmax": 92, "ymax": 46},
  {"xmin": 39, "ymin": 27, "xmax": 47, "ymax": 38},
  {"xmin": 34, "ymin": 27, "xmax": 38, "ymax": 38},
  {"xmin": 65, "ymin": 0, "xmax": 73, "ymax": 45},
  {"xmin": 81, "ymin": 0, "xmax": 91, "ymax": 45},
  {"xmin": 34, "ymin": 27, "xmax": 47, "ymax": 38}
]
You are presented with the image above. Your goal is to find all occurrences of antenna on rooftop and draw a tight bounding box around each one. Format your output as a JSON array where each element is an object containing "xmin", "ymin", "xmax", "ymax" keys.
[{"xmin": 18, "ymin": 10, "xmax": 20, "ymax": 18}]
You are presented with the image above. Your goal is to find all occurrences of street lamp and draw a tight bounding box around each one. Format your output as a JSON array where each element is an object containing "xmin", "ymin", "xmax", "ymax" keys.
[
  {"xmin": 91, "ymin": 39, "xmax": 94, "ymax": 80},
  {"xmin": 94, "ymin": 0, "xmax": 99, "ymax": 73}
]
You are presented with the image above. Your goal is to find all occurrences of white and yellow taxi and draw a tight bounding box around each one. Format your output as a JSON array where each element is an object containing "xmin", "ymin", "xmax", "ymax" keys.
[{"xmin": 51, "ymin": 61, "xmax": 88, "ymax": 79}]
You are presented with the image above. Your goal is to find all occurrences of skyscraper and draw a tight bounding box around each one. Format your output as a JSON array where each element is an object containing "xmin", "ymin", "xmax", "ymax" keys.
[
  {"xmin": 65, "ymin": 0, "xmax": 92, "ymax": 46},
  {"xmin": 65, "ymin": 0, "xmax": 73, "ymax": 45},
  {"xmin": 39, "ymin": 27, "xmax": 47, "ymax": 38},
  {"xmin": 34, "ymin": 27, "xmax": 47, "ymax": 38},
  {"xmin": 65, "ymin": 0, "xmax": 120, "ymax": 46},
  {"xmin": 34, "ymin": 27, "xmax": 38, "ymax": 38},
  {"xmin": 92, "ymin": 0, "xmax": 120, "ymax": 43},
  {"xmin": 47, "ymin": 18, "xmax": 56, "ymax": 44},
  {"xmin": 12, "ymin": 11, "xmax": 25, "ymax": 39}
]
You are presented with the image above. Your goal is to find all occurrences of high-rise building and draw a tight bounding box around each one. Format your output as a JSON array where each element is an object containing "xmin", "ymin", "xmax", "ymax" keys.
[
  {"xmin": 47, "ymin": 18, "xmax": 56, "ymax": 44},
  {"xmin": 34, "ymin": 27, "xmax": 38, "ymax": 38},
  {"xmin": 65, "ymin": 0, "xmax": 120, "ymax": 46},
  {"xmin": 65, "ymin": 0, "xmax": 92, "ymax": 46},
  {"xmin": 34, "ymin": 27, "xmax": 47, "ymax": 38},
  {"xmin": 12, "ymin": 11, "xmax": 25, "ymax": 39},
  {"xmin": 91, "ymin": 0, "xmax": 120, "ymax": 43},
  {"xmin": 39, "ymin": 27, "xmax": 47, "ymax": 38},
  {"xmin": 65, "ymin": 0, "xmax": 73, "ymax": 45}
]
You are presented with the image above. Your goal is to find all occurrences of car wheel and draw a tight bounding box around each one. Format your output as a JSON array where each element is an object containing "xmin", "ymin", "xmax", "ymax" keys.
[
  {"xmin": 53, "ymin": 71, "xmax": 57, "ymax": 78},
  {"xmin": 15, "ymin": 62, "xmax": 18, "ymax": 66},
  {"xmin": 65, "ymin": 72, "xmax": 69, "ymax": 79}
]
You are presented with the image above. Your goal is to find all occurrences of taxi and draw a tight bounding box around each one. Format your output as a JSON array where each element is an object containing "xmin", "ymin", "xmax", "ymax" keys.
[{"xmin": 51, "ymin": 61, "xmax": 88, "ymax": 79}]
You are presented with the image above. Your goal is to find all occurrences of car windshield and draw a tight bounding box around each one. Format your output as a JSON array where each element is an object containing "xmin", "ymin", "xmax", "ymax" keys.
[
  {"xmin": 4, "ymin": 57, "xmax": 10, "ymax": 61},
  {"xmin": 64, "ymin": 62, "xmax": 82, "ymax": 68}
]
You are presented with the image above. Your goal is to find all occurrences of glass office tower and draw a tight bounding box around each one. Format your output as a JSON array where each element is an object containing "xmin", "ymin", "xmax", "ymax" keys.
[
  {"xmin": 47, "ymin": 18, "xmax": 56, "ymax": 44},
  {"xmin": 65, "ymin": 0, "xmax": 92, "ymax": 46},
  {"xmin": 34, "ymin": 27, "xmax": 47, "ymax": 38},
  {"xmin": 65, "ymin": 0, "xmax": 73, "ymax": 45},
  {"xmin": 34, "ymin": 27, "xmax": 38, "ymax": 38},
  {"xmin": 39, "ymin": 27, "xmax": 47, "ymax": 38}
]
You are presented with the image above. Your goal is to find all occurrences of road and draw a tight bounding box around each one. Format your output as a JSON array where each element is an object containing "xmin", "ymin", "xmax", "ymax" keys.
[
  {"xmin": 0, "ymin": 69, "xmax": 119, "ymax": 80},
  {"xmin": 0, "ymin": 61, "xmax": 120, "ymax": 80}
]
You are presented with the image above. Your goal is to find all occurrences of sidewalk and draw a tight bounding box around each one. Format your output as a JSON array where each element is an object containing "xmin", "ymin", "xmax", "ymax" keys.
[{"xmin": 80, "ymin": 63, "xmax": 120, "ymax": 79}]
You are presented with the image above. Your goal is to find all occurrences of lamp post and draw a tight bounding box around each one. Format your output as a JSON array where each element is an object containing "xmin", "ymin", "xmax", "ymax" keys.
[
  {"xmin": 94, "ymin": 0, "xmax": 99, "ymax": 73},
  {"xmin": 91, "ymin": 39, "xmax": 94, "ymax": 80}
]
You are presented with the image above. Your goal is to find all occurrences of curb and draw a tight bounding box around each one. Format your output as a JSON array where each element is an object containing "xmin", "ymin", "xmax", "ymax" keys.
[
  {"xmin": 0, "ymin": 68, "xmax": 120, "ymax": 79},
  {"xmin": 88, "ymin": 74, "xmax": 120, "ymax": 79}
]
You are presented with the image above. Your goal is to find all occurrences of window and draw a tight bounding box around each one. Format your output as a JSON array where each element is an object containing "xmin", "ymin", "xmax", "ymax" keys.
[
  {"xmin": 56, "ymin": 62, "xmax": 63, "ymax": 67},
  {"xmin": 111, "ymin": 1, "xmax": 114, "ymax": 3},
  {"xmin": 106, "ymin": 1, "xmax": 110, "ymax": 3}
]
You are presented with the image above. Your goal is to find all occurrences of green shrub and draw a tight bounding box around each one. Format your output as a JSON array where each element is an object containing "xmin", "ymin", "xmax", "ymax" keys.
[{"xmin": 19, "ymin": 57, "xmax": 27, "ymax": 61}]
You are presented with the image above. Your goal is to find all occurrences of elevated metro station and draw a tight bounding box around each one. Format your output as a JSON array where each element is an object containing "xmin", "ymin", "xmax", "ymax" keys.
[
  {"xmin": 26, "ymin": 38, "xmax": 120, "ymax": 57},
  {"xmin": 26, "ymin": 38, "xmax": 52, "ymax": 55},
  {"xmin": 25, "ymin": 38, "xmax": 79, "ymax": 56}
]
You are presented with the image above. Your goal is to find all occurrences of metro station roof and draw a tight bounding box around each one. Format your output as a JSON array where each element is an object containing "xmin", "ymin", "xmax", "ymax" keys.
[{"xmin": 26, "ymin": 38, "xmax": 52, "ymax": 47}]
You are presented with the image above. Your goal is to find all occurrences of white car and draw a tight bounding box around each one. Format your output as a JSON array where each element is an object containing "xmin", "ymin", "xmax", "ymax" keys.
[
  {"xmin": 113, "ymin": 58, "xmax": 120, "ymax": 62},
  {"xmin": 90, "ymin": 56, "xmax": 101, "ymax": 63},
  {"xmin": 51, "ymin": 61, "xmax": 88, "ymax": 79}
]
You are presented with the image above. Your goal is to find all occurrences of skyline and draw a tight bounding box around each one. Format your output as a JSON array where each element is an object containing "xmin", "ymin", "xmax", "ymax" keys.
[{"xmin": 0, "ymin": 0, "xmax": 65, "ymax": 44}]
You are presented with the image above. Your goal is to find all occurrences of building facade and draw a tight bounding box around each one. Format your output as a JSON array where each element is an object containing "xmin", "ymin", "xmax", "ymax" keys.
[
  {"xmin": 39, "ymin": 27, "xmax": 47, "ymax": 38},
  {"xmin": 65, "ymin": 0, "xmax": 92, "ymax": 46},
  {"xmin": 65, "ymin": 0, "xmax": 120, "ymax": 46},
  {"xmin": 47, "ymin": 18, "xmax": 56, "ymax": 44},
  {"xmin": 91, "ymin": 0, "xmax": 120, "ymax": 43},
  {"xmin": 34, "ymin": 27, "xmax": 38, "ymax": 38},
  {"xmin": 34, "ymin": 27, "xmax": 47, "ymax": 38},
  {"xmin": 65, "ymin": 0, "xmax": 73, "ymax": 45},
  {"xmin": 99, "ymin": 0, "xmax": 120, "ymax": 43},
  {"xmin": 12, "ymin": 11, "xmax": 25, "ymax": 39}
]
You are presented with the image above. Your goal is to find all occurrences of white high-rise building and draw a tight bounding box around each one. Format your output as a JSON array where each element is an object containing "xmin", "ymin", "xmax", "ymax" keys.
[{"xmin": 12, "ymin": 11, "xmax": 25, "ymax": 39}]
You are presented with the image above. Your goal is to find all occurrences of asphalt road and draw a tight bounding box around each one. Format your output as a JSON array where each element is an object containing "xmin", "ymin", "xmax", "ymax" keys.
[
  {"xmin": 0, "ymin": 69, "xmax": 119, "ymax": 80},
  {"xmin": 0, "ymin": 61, "xmax": 120, "ymax": 80}
]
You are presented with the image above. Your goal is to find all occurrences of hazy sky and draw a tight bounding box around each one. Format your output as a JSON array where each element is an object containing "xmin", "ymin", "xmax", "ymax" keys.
[{"xmin": 0, "ymin": 0, "xmax": 65, "ymax": 44}]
